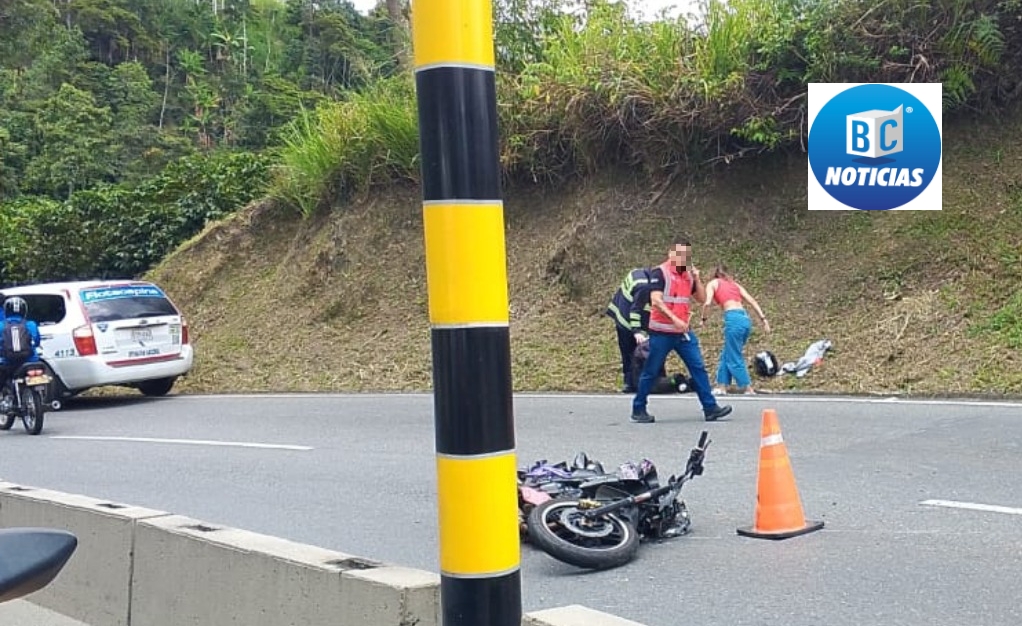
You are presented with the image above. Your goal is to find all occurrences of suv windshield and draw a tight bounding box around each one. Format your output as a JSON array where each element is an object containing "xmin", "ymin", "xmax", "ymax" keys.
[{"xmin": 80, "ymin": 285, "xmax": 179, "ymax": 323}]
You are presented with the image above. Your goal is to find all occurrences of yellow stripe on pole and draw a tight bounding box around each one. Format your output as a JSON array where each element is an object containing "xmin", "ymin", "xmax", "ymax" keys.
[
  {"xmin": 424, "ymin": 202, "xmax": 509, "ymax": 325},
  {"xmin": 436, "ymin": 452, "xmax": 521, "ymax": 575},
  {"xmin": 411, "ymin": 0, "xmax": 496, "ymax": 70}
]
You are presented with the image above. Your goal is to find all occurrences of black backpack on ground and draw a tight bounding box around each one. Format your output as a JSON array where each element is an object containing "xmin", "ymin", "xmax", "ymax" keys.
[
  {"xmin": 2, "ymin": 320, "xmax": 33, "ymax": 363},
  {"xmin": 631, "ymin": 342, "xmax": 691, "ymax": 394}
]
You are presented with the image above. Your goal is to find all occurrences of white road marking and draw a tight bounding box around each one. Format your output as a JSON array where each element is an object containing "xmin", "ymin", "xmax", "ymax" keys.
[
  {"xmin": 920, "ymin": 499, "xmax": 1022, "ymax": 516},
  {"xmin": 50, "ymin": 436, "xmax": 312, "ymax": 451},
  {"xmin": 512, "ymin": 393, "xmax": 1022, "ymax": 409},
  {"xmin": 173, "ymin": 392, "xmax": 1022, "ymax": 409}
]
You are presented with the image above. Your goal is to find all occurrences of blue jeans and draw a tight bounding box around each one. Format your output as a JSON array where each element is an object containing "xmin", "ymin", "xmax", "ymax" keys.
[
  {"xmin": 716, "ymin": 309, "xmax": 752, "ymax": 388},
  {"xmin": 633, "ymin": 331, "xmax": 719, "ymax": 414}
]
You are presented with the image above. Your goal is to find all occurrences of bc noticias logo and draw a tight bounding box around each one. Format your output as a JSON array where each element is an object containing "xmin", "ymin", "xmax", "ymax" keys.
[{"xmin": 808, "ymin": 83, "xmax": 943, "ymax": 211}]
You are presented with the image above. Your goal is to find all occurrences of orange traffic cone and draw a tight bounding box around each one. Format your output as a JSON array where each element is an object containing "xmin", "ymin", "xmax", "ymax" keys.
[{"xmin": 737, "ymin": 409, "xmax": 824, "ymax": 540}]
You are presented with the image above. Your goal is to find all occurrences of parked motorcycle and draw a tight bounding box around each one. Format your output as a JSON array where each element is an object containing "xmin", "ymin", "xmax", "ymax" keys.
[
  {"xmin": 0, "ymin": 361, "xmax": 53, "ymax": 435},
  {"xmin": 527, "ymin": 430, "xmax": 711, "ymax": 570}
]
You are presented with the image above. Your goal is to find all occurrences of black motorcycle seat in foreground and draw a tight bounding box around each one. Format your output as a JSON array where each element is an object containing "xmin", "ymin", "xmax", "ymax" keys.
[{"xmin": 0, "ymin": 527, "xmax": 78, "ymax": 603}]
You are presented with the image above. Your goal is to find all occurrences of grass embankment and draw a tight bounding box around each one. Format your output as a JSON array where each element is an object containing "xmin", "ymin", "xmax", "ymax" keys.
[{"xmin": 145, "ymin": 0, "xmax": 1022, "ymax": 397}]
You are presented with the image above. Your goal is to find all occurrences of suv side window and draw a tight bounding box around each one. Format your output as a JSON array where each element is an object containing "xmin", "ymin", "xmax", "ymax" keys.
[{"xmin": 20, "ymin": 294, "xmax": 67, "ymax": 326}]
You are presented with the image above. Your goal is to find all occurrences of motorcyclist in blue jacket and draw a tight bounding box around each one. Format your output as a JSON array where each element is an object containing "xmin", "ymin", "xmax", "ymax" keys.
[{"xmin": 0, "ymin": 296, "xmax": 42, "ymax": 379}]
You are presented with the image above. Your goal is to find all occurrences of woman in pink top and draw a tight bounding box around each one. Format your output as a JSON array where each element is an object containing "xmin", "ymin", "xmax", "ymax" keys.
[{"xmin": 699, "ymin": 264, "xmax": 770, "ymax": 394}]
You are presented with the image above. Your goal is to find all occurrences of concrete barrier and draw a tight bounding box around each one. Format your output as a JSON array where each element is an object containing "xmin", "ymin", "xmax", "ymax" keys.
[
  {"xmin": 130, "ymin": 513, "xmax": 439, "ymax": 626},
  {"xmin": 0, "ymin": 482, "xmax": 168, "ymax": 626},
  {"xmin": 0, "ymin": 481, "xmax": 648, "ymax": 626}
]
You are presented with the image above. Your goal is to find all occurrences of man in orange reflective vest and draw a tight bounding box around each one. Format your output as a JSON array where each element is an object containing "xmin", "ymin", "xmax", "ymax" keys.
[{"xmin": 631, "ymin": 238, "xmax": 733, "ymax": 423}]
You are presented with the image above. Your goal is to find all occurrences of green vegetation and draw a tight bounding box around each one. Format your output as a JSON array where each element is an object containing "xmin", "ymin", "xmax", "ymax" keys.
[
  {"xmin": 272, "ymin": 76, "xmax": 419, "ymax": 216},
  {"xmin": 5, "ymin": 0, "xmax": 1021, "ymax": 276},
  {"xmin": 1, "ymin": 152, "xmax": 271, "ymax": 282},
  {"xmin": 1, "ymin": 0, "xmax": 406, "ymax": 282},
  {"xmin": 269, "ymin": 0, "xmax": 1022, "ymax": 213}
]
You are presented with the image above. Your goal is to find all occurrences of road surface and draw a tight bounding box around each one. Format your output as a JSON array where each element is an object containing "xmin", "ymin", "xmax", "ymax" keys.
[{"xmin": 0, "ymin": 392, "xmax": 1020, "ymax": 626}]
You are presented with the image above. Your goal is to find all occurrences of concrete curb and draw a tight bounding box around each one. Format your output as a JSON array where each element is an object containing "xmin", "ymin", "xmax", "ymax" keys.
[
  {"xmin": 0, "ymin": 481, "xmax": 648, "ymax": 626},
  {"xmin": 524, "ymin": 605, "xmax": 648, "ymax": 625}
]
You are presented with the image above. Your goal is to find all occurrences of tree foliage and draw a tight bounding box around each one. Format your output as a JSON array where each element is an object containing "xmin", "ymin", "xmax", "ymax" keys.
[
  {"xmin": 272, "ymin": 0, "xmax": 1022, "ymax": 213},
  {"xmin": 0, "ymin": 0, "xmax": 408, "ymax": 284},
  {"xmin": 2, "ymin": 0, "xmax": 1021, "ymax": 282},
  {"xmin": 0, "ymin": 151, "xmax": 273, "ymax": 283}
]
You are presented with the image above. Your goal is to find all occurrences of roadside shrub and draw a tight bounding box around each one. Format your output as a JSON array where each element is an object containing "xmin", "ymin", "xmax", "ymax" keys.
[
  {"xmin": 267, "ymin": 0, "xmax": 1022, "ymax": 215},
  {"xmin": 0, "ymin": 150, "xmax": 272, "ymax": 285}
]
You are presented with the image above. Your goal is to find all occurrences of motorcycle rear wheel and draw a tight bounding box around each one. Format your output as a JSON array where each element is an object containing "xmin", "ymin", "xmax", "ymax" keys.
[
  {"xmin": 20, "ymin": 388, "xmax": 44, "ymax": 436},
  {"xmin": 527, "ymin": 498, "xmax": 639, "ymax": 570}
]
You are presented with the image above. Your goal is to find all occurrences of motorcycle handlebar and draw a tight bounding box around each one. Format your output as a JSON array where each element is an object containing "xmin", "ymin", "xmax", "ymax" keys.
[{"xmin": 579, "ymin": 430, "xmax": 711, "ymax": 520}]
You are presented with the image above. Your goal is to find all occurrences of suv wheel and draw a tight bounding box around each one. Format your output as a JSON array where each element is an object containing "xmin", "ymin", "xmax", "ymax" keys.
[{"xmin": 137, "ymin": 377, "xmax": 176, "ymax": 397}]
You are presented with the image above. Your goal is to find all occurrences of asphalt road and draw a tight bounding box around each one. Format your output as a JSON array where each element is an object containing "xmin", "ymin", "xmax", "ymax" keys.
[{"xmin": 1, "ymin": 392, "xmax": 1021, "ymax": 626}]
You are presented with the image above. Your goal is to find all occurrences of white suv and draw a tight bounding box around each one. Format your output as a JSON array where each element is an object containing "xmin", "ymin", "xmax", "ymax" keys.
[{"xmin": 1, "ymin": 280, "xmax": 194, "ymax": 404}]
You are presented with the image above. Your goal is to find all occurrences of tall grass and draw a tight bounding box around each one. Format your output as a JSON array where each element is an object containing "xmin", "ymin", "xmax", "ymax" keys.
[
  {"xmin": 271, "ymin": 76, "xmax": 419, "ymax": 216},
  {"xmin": 269, "ymin": 0, "xmax": 1021, "ymax": 215}
]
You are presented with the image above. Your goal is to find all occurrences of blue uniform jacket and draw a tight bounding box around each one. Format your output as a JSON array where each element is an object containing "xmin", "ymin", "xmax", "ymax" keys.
[{"xmin": 605, "ymin": 268, "xmax": 666, "ymax": 332}]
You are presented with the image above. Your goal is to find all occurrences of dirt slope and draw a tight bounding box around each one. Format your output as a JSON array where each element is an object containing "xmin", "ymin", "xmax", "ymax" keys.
[{"xmin": 147, "ymin": 104, "xmax": 1022, "ymax": 397}]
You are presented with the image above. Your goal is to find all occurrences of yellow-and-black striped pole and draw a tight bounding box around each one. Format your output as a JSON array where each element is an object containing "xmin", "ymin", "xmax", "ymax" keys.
[{"xmin": 410, "ymin": 0, "xmax": 521, "ymax": 624}]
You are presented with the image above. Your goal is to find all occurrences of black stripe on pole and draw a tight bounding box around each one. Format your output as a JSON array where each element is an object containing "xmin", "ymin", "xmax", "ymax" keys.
[
  {"xmin": 432, "ymin": 326, "xmax": 515, "ymax": 456},
  {"xmin": 416, "ymin": 67, "xmax": 502, "ymax": 202},
  {"xmin": 440, "ymin": 574, "xmax": 524, "ymax": 624}
]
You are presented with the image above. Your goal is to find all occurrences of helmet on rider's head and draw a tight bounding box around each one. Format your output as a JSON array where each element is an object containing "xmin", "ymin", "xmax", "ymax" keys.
[{"xmin": 4, "ymin": 296, "xmax": 27, "ymax": 319}]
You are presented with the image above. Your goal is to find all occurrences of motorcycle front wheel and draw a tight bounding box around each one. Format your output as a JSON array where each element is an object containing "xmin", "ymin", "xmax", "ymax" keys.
[
  {"xmin": 20, "ymin": 388, "xmax": 44, "ymax": 435},
  {"xmin": 527, "ymin": 498, "xmax": 639, "ymax": 570}
]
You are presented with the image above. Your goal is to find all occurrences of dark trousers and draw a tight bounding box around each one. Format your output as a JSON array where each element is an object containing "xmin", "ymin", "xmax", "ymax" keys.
[
  {"xmin": 615, "ymin": 325, "xmax": 664, "ymax": 390},
  {"xmin": 633, "ymin": 331, "xmax": 718, "ymax": 414},
  {"xmin": 616, "ymin": 325, "xmax": 637, "ymax": 387}
]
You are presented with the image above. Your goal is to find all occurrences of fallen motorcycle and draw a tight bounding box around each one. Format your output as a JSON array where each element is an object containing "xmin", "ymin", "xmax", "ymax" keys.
[
  {"xmin": 517, "ymin": 452, "xmax": 607, "ymax": 538},
  {"xmin": 526, "ymin": 430, "xmax": 711, "ymax": 570}
]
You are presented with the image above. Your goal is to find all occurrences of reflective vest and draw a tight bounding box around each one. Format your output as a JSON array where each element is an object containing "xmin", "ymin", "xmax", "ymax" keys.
[{"xmin": 648, "ymin": 261, "xmax": 693, "ymax": 334}]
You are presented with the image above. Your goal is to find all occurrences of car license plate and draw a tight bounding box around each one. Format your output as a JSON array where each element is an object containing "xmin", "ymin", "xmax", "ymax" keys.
[
  {"xmin": 128, "ymin": 348, "xmax": 160, "ymax": 358},
  {"xmin": 26, "ymin": 375, "xmax": 51, "ymax": 386},
  {"xmin": 132, "ymin": 329, "xmax": 154, "ymax": 343}
]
